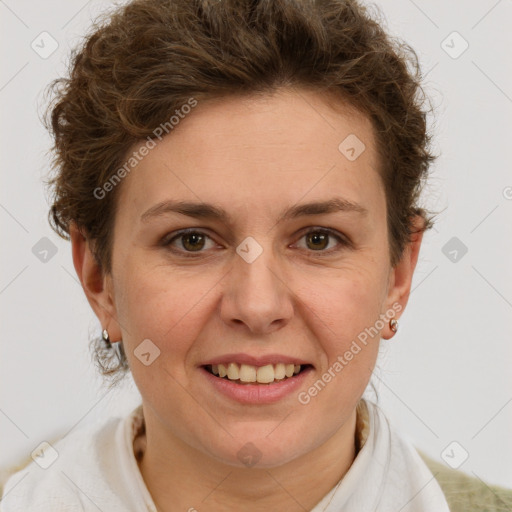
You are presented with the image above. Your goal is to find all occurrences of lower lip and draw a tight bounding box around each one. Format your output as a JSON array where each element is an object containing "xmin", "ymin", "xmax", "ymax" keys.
[{"xmin": 201, "ymin": 366, "xmax": 313, "ymax": 405}]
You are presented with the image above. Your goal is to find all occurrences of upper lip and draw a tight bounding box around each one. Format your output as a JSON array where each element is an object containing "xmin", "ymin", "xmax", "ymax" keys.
[{"xmin": 201, "ymin": 353, "xmax": 312, "ymax": 367}]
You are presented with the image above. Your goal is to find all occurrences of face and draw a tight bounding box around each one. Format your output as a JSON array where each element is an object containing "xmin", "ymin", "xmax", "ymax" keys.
[{"xmin": 75, "ymin": 87, "xmax": 421, "ymax": 468}]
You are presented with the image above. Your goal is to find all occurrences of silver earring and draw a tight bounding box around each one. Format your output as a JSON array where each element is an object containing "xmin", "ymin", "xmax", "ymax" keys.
[
  {"xmin": 389, "ymin": 319, "xmax": 399, "ymax": 333},
  {"xmin": 102, "ymin": 328, "xmax": 126, "ymax": 364},
  {"xmin": 102, "ymin": 329, "xmax": 111, "ymax": 345}
]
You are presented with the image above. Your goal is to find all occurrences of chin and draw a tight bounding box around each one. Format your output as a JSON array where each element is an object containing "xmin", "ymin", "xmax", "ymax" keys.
[{"xmin": 198, "ymin": 425, "xmax": 312, "ymax": 469}]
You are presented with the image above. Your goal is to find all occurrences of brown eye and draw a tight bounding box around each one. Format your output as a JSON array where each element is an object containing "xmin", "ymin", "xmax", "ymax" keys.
[
  {"xmin": 305, "ymin": 231, "xmax": 329, "ymax": 251},
  {"xmin": 295, "ymin": 228, "xmax": 349, "ymax": 255},
  {"xmin": 162, "ymin": 229, "xmax": 216, "ymax": 256},
  {"xmin": 181, "ymin": 232, "xmax": 206, "ymax": 251}
]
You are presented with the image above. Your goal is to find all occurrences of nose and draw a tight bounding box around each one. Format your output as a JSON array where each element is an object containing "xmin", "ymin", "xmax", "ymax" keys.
[{"xmin": 219, "ymin": 245, "xmax": 294, "ymax": 336}]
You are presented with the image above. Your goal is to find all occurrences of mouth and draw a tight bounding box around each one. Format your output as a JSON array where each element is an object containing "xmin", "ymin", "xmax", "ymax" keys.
[{"xmin": 203, "ymin": 362, "xmax": 313, "ymax": 385}]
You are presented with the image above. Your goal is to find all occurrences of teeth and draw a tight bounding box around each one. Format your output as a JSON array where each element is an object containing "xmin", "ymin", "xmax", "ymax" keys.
[
  {"xmin": 213, "ymin": 362, "xmax": 304, "ymax": 383},
  {"xmin": 256, "ymin": 364, "xmax": 275, "ymax": 384},
  {"xmin": 227, "ymin": 363, "xmax": 239, "ymax": 380},
  {"xmin": 239, "ymin": 364, "xmax": 256, "ymax": 383},
  {"xmin": 274, "ymin": 363, "xmax": 286, "ymax": 380}
]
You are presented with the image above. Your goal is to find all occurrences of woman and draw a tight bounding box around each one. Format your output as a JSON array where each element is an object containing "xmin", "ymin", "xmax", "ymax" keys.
[{"xmin": 1, "ymin": 0, "xmax": 510, "ymax": 510}]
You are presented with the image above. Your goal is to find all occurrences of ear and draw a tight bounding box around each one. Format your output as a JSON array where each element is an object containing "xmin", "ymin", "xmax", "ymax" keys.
[
  {"xmin": 381, "ymin": 216, "xmax": 425, "ymax": 340},
  {"xmin": 70, "ymin": 222, "xmax": 122, "ymax": 342}
]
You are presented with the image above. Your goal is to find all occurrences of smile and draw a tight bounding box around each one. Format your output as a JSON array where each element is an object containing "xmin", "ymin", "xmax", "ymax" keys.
[{"xmin": 205, "ymin": 362, "xmax": 309, "ymax": 384}]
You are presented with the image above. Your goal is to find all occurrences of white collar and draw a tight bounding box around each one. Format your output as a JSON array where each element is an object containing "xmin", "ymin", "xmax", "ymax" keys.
[
  {"xmin": 123, "ymin": 399, "xmax": 449, "ymax": 512},
  {"xmin": 310, "ymin": 399, "xmax": 450, "ymax": 511}
]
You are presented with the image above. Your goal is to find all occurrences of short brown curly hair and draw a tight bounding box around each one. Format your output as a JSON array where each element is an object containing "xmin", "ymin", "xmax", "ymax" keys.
[{"xmin": 45, "ymin": 0, "xmax": 437, "ymax": 382}]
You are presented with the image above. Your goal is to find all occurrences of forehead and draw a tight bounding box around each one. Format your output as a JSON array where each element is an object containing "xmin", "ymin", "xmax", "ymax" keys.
[{"xmin": 117, "ymin": 88, "xmax": 383, "ymax": 224}]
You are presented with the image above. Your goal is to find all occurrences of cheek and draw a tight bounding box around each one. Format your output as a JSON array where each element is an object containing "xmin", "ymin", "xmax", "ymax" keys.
[
  {"xmin": 296, "ymin": 264, "xmax": 387, "ymax": 341},
  {"xmin": 114, "ymin": 265, "xmax": 216, "ymax": 360},
  {"xmin": 293, "ymin": 265, "xmax": 386, "ymax": 401},
  {"xmin": 290, "ymin": 274, "xmax": 383, "ymax": 438}
]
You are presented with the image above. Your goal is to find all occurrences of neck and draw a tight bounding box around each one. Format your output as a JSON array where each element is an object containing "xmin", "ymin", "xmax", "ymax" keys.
[{"xmin": 137, "ymin": 408, "xmax": 358, "ymax": 512}]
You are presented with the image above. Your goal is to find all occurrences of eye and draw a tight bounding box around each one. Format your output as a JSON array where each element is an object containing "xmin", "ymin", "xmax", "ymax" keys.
[
  {"xmin": 161, "ymin": 229, "xmax": 217, "ymax": 256},
  {"xmin": 294, "ymin": 228, "xmax": 349, "ymax": 254},
  {"xmin": 161, "ymin": 227, "xmax": 350, "ymax": 258}
]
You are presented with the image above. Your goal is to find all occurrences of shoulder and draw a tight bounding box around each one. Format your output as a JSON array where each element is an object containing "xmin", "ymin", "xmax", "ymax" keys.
[
  {"xmin": 417, "ymin": 450, "xmax": 512, "ymax": 512},
  {"xmin": 0, "ymin": 468, "xmax": 85, "ymax": 512},
  {"xmin": 0, "ymin": 414, "xmax": 124, "ymax": 512}
]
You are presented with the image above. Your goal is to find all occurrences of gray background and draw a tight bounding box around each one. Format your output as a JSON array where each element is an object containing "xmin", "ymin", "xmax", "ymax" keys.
[{"xmin": 1, "ymin": 0, "xmax": 511, "ymax": 489}]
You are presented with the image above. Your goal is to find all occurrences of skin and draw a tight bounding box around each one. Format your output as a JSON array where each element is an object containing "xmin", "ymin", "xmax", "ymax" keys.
[{"xmin": 71, "ymin": 87, "xmax": 424, "ymax": 511}]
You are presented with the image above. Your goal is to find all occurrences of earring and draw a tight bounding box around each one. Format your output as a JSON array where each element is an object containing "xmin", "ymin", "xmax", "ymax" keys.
[
  {"xmin": 102, "ymin": 328, "xmax": 111, "ymax": 346},
  {"xmin": 389, "ymin": 319, "xmax": 399, "ymax": 333},
  {"xmin": 102, "ymin": 328, "xmax": 126, "ymax": 364}
]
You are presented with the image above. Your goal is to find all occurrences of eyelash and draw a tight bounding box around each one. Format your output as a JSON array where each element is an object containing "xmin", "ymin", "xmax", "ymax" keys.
[{"xmin": 160, "ymin": 227, "xmax": 350, "ymax": 258}]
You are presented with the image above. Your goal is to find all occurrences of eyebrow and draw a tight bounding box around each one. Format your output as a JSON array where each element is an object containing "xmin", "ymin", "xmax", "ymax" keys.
[{"xmin": 140, "ymin": 197, "xmax": 368, "ymax": 225}]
